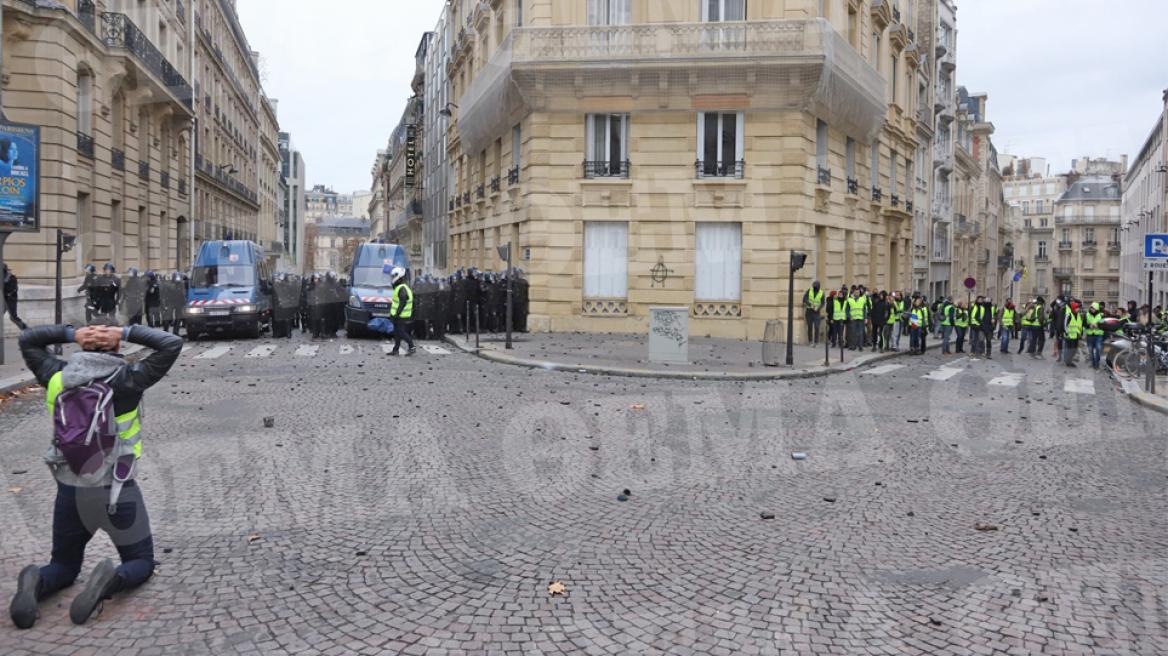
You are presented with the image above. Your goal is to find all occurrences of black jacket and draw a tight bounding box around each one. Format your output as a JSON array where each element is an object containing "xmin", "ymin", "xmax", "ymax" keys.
[
  {"xmin": 3, "ymin": 270, "xmax": 16, "ymax": 303},
  {"xmin": 20, "ymin": 325, "xmax": 182, "ymax": 417},
  {"xmin": 871, "ymin": 299, "xmax": 892, "ymax": 326}
]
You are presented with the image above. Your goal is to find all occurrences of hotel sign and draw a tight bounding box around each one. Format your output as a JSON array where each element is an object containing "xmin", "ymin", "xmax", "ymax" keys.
[{"xmin": 405, "ymin": 125, "xmax": 417, "ymax": 188}]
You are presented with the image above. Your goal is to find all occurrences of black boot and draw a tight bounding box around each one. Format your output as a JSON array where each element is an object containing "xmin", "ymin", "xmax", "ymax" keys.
[
  {"xmin": 9, "ymin": 564, "xmax": 41, "ymax": 629},
  {"xmin": 70, "ymin": 560, "xmax": 119, "ymax": 626}
]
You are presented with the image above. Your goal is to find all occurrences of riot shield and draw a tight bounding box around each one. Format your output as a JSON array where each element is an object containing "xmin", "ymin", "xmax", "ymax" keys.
[
  {"xmin": 144, "ymin": 278, "xmax": 162, "ymax": 327},
  {"xmin": 514, "ymin": 278, "xmax": 529, "ymax": 332},
  {"xmin": 160, "ymin": 279, "xmax": 186, "ymax": 331},
  {"xmin": 121, "ymin": 276, "xmax": 146, "ymax": 324},
  {"xmin": 411, "ymin": 281, "xmax": 434, "ymax": 338},
  {"xmin": 485, "ymin": 279, "xmax": 504, "ymax": 333},
  {"xmin": 306, "ymin": 279, "xmax": 328, "ymax": 338},
  {"xmin": 92, "ymin": 275, "xmax": 120, "ymax": 319},
  {"xmin": 274, "ymin": 278, "xmax": 301, "ymax": 321}
]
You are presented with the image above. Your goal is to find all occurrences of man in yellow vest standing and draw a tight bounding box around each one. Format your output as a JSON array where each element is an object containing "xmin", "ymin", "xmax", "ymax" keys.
[
  {"xmin": 1063, "ymin": 302, "xmax": 1084, "ymax": 368},
  {"xmin": 11, "ymin": 321, "xmax": 182, "ymax": 628},
  {"xmin": 998, "ymin": 300, "xmax": 1016, "ymax": 355},
  {"xmin": 803, "ymin": 281, "xmax": 825, "ymax": 347},
  {"xmin": 846, "ymin": 287, "xmax": 866, "ymax": 351},
  {"xmin": 388, "ymin": 267, "xmax": 417, "ymax": 356},
  {"xmin": 1084, "ymin": 303, "xmax": 1106, "ymax": 369}
]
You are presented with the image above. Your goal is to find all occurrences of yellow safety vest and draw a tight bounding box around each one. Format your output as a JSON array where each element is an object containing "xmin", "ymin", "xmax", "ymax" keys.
[
  {"xmin": 1001, "ymin": 308, "xmax": 1015, "ymax": 327},
  {"xmin": 46, "ymin": 372, "xmax": 142, "ymax": 460},
  {"xmin": 888, "ymin": 300, "xmax": 903, "ymax": 325},
  {"xmin": 805, "ymin": 288, "xmax": 824, "ymax": 310},
  {"xmin": 1065, "ymin": 313, "xmax": 1084, "ymax": 340},
  {"xmin": 832, "ymin": 298, "xmax": 847, "ymax": 321},
  {"xmin": 971, "ymin": 306, "xmax": 986, "ymax": 327},
  {"xmin": 391, "ymin": 284, "xmax": 414, "ymax": 319},
  {"xmin": 1085, "ymin": 311, "xmax": 1104, "ymax": 337},
  {"xmin": 847, "ymin": 297, "xmax": 865, "ymax": 321}
]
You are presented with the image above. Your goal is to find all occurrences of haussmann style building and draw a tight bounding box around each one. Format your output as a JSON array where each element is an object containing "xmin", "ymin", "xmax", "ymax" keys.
[{"xmin": 444, "ymin": 0, "xmax": 931, "ymax": 341}]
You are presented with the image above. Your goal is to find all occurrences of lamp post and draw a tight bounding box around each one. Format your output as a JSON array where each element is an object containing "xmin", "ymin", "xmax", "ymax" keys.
[{"xmin": 786, "ymin": 251, "xmax": 807, "ymax": 366}]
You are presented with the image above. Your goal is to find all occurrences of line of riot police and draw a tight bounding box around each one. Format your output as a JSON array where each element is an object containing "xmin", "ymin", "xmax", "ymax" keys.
[
  {"xmin": 407, "ymin": 268, "xmax": 529, "ymax": 340},
  {"xmin": 79, "ymin": 264, "xmax": 188, "ymax": 334}
]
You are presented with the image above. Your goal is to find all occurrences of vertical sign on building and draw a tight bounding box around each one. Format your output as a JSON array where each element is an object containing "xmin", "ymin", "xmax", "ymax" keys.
[
  {"xmin": 405, "ymin": 125, "xmax": 417, "ymax": 188},
  {"xmin": 0, "ymin": 121, "xmax": 40, "ymax": 232}
]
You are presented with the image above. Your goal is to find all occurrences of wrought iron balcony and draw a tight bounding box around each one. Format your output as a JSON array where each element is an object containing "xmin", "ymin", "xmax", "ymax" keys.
[
  {"xmin": 1035, "ymin": 255, "xmax": 1051, "ymax": 263},
  {"xmin": 1053, "ymin": 267, "xmax": 1075, "ymax": 277},
  {"xmin": 846, "ymin": 177, "xmax": 858, "ymax": 195},
  {"xmin": 476, "ymin": 184, "xmax": 485, "ymax": 199},
  {"xmin": 111, "ymin": 148, "xmax": 125, "ymax": 171},
  {"xmin": 101, "ymin": 13, "xmax": 192, "ymax": 108},
  {"xmin": 871, "ymin": 187, "xmax": 882, "ymax": 202},
  {"xmin": 456, "ymin": 195, "xmax": 462, "ymax": 208},
  {"xmin": 1059, "ymin": 241, "xmax": 1073, "ymax": 250},
  {"xmin": 508, "ymin": 166, "xmax": 520, "ymax": 185},
  {"xmin": 584, "ymin": 160, "xmax": 630, "ymax": 179},
  {"xmin": 490, "ymin": 176, "xmax": 501, "ymax": 193},
  {"xmin": 816, "ymin": 166, "xmax": 831, "ymax": 186},
  {"xmin": 696, "ymin": 160, "xmax": 745, "ymax": 180},
  {"xmin": 77, "ymin": 0, "xmax": 97, "ymax": 35},
  {"xmin": 449, "ymin": 199, "xmax": 455, "ymax": 211},
  {"xmin": 890, "ymin": 193, "xmax": 900, "ymax": 207},
  {"xmin": 463, "ymin": 191, "xmax": 471, "ymax": 204},
  {"xmin": 77, "ymin": 131, "xmax": 94, "ymax": 159},
  {"xmin": 1082, "ymin": 240, "xmax": 1097, "ymax": 248},
  {"xmin": 138, "ymin": 161, "xmax": 149, "ymax": 181},
  {"xmin": 906, "ymin": 200, "xmax": 914, "ymax": 213},
  {"xmin": 160, "ymin": 171, "xmax": 170, "ymax": 189},
  {"xmin": 1107, "ymin": 240, "xmax": 1121, "ymax": 250}
]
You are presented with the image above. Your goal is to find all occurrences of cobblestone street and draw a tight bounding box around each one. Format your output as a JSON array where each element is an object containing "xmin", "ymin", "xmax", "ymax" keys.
[{"xmin": 1, "ymin": 334, "xmax": 1165, "ymax": 655}]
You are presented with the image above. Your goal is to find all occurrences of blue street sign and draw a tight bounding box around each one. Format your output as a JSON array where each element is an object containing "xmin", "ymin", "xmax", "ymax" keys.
[{"xmin": 1145, "ymin": 234, "xmax": 1168, "ymax": 258}]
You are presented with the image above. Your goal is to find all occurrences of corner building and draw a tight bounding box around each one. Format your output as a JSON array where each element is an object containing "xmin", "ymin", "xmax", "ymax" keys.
[{"xmin": 447, "ymin": 0, "xmax": 927, "ymax": 341}]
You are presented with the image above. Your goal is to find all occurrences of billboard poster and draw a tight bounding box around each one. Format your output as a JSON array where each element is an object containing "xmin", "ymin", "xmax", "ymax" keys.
[{"xmin": 0, "ymin": 122, "xmax": 39, "ymax": 232}]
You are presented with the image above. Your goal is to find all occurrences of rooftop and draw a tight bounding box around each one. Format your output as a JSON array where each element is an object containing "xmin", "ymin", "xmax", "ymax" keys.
[{"xmin": 1057, "ymin": 178, "xmax": 1122, "ymax": 203}]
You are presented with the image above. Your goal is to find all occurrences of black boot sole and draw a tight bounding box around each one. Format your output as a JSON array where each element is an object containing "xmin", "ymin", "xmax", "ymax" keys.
[
  {"xmin": 70, "ymin": 560, "xmax": 117, "ymax": 625},
  {"xmin": 9, "ymin": 565, "xmax": 40, "ymax": 630}
]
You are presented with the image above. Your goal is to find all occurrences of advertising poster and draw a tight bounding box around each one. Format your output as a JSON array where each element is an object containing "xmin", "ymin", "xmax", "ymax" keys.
[{"xmin": 0, "ymin": 122, "xmax": 39, "ymax": 232}]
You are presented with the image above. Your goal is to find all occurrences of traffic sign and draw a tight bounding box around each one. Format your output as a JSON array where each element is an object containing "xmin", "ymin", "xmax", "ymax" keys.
[
  {"xmin": 964, "ymin": 277, "xmax": 977, "ymax": 290},
  {"xmin": 1144, "ymin": 234, "xmax": 1168, "ymax": 270}
]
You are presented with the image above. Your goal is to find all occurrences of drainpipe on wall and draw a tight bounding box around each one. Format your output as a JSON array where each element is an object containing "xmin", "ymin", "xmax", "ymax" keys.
[{"xmin": 188, "ymin": 3, "xmax": 196, "ymax": 271}]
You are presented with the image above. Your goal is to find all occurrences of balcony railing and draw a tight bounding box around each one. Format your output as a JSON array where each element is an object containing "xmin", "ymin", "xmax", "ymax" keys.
[
  {"xmin": 1108, "ymin": 291, "xmax": 1120, "ymax": 298},
  {"xmin": 111, "ymin": 148, "xmax": 125, "ymax": 171},
  {"xmin": 1055, "ymin": 214, "xmax": 1120, "ymax": 225},
  {"xmin": 77, "ymin": 0, "xmax": 97, "ymax": 35},
  {"xmin": 906, "ymin": 201, "xmax": 914, "ymax": 213},
  {"xmin": 102, "ymin": 13, "xmax": 192, "ymax": 108},
  {"xmin": 1059, "ymin": 241, "xmax": 1073, "ymax": 250},
  {"xmin": 476, "ymin": 184, "xmax": 485, "ymax": 199},
  {"xmin": 1107, "ymin": 240, "xmax": 1121, "ymax": 250},
  {"xmin": 846, "ymin": 177, "xmax": 858, "ymax": 195},
  {"xmin": 77, "ymin": 131, "xmax": 94, "ymax": 159},
  {"xmin": 816, "ymin": 166, "xmax": 831, "ymax": 186},
  {"xmin": 463, "ymin": 191, "xmax": 471, "ymax": 204},
  {"xmin": 1053, "ymin": 268, "xmax": 1075, "ymax": 277},
  {"xmin": 584, "ymin": 160, "xmax": 631, "ymax": 179},
  {"xmin": 696, "ymin": 160, "xmax": 745, "ymax": 180},
  {"xmin": 160, "ymin": 171, "xmax": 170, "ymax": 189},
  {"xmin": 890, "ymin": 193, "xmax": 900, "ymax": 207},
  {"xmin": 871, "ymin": 187, "xmax": 882, "ymax": 202},
  {"xmin": 490, "ymin": 176, "xmax": 501, "ymax": 193},
  {"xmin": 138, "ymin": 161, "xmax": 150, "ymax": 181},
  {"xmin": 1082, "ymin": 240, "xmax": 1097, "ymax": 248},
  {"xmin": 1035, "ymin": 255, "xmax": 1051, "ymax": 263},
  {"xmin": 998, "ymin": 256, "xmax": 1013, "ymax": 269},
  {"xmin": 508, "ymin": 166, "xmax": 520, "ymax": 185}
]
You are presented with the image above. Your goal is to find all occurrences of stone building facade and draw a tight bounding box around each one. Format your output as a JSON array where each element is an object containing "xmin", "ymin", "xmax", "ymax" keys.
[
  {"xmin": 1120, "ymin": 90, "xmax": 1167, "ymax": 308},
  {"xmin": 444, "ymin": 0, "xmax": 928, "ymax": 341},
  {"xmin": 1, "ymin": 0, "xmax": 195, "ymax": 329}
]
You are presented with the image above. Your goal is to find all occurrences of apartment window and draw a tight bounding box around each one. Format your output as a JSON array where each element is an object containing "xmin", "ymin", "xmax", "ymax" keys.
[
  {"xmin": 77, "ymin": 71, "xmax": 93, "ymax": 135},
  {"xmin": 700, "ymin": 0, "xmax": 747, "ymax": 50},
  {"xmin": 516, "ymin": 0, "xmax": 523, "ymax": 27},
  {"xmin": 1109, "ymin": 254, "xmax": 1120, "ymax": 270},
  {"xmin": 1038, "ymin": 241, "xmax": 1047, "ymax": 259},
  {"xmin": 1084, "ymin": 255, "xmax": 1095, "ymax": 271},
  {"xmin": 1046, "ymin": 182, "xmax": 1057, "ymax": 195},
  {"xmin": 1040, "ymin": 218, "xmax": 1048, "ymax": 228},
  {"xmin": 1110, "ymin": 228, "xmax": 1120, "ymax": 244},
  {"xmin": 1061, "ymin": 228, "xmax": 1070, "ymax": 243},
  {"xmin": 1083, "ymin": 282, "xmax": 1095, "ymax": 297},
  {"xmin": 845, "ymin": 137, "xmax": 855, "ymax": 182},
  {"xmin": 585, "ymin": 114, "xmax": 630, "ymax": 178},
  {"xmin": 847, "ymin": 8, "xmax": 859, "ymax": 49},
  {"xmin": 1083, "ymin": 206, "xmax": 1095, "ymax": 220},
  {"xmin": 891, "ymin": 57, "xmax": 899, "ymax": 104},
  {"xmin": 905, "ymin": 161, "xmax": 912, "ymax": 198},
  {"xmin": 890, "ymin": 151, "xmax": 898, "ymax": 196},
  {"xmin": 702, "ymin": 0, "xmax": 746, "ymax": 21},
  {"xmin": 588, "ymin": 0, "xmax": 631, "ymax": 25},
  {"xmin": 512, "ymin": 123, "xmax": 521, "ymax": 171},
  {"xmin": 1024, "ymin": 219, "xmax": 1032, "ymax": 228},
  {"xmin": 870, "ymin": 143, "xmax": 879, "ymax": 190},
  {"xmin": 1064, "ymin": 205, "xmax": 1073, "ymax": 220},
  {"xmin": 695, "ymin": 223, "xmax": 742, "ymax": 302},
  {"xmin": 1023, "ymin": 201, "xmax": 1030, "ymax": 215},
  {"xmin": 1109, "ymin": 206, "xmax": 1119, "ymax": 220},
  {"xmin": 697, "ymin": 112, "xmax": 744, "ymax": 178},
  {"xmin": 871, "ymin": 34, "xmax": 880, "ymax": 72},
  {"xmin": 1085, "ymin": 228, "xmax": 1095, "ymax": 242},
  {"xmin": 1036, "ymin": 200, "xmax": 1043, "ymax": 214},
  {"xmin": 815, "ymin": 119, "xmax": 828, "ymax": 172},
  {"xmin": 583, "ymin": 222, "xmax": 628, "ymax": 299}
]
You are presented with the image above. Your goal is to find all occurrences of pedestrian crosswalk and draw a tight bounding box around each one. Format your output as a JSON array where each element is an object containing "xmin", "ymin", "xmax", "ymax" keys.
[
  {"xmin": 859, "ymin": 358, "xmax": 1100, "ymax": 395},
  {"xmin": 178, "ymin": 341, "xmax": 454, "ymax": 361}
]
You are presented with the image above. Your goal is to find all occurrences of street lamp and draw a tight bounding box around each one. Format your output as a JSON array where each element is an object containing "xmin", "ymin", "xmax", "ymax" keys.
[
  {"xmin": 438, "ymin": 103, "xmax": 459, "ymax": 117},
  {"xmin": 217, "ymin": 164, "xmax": 238, "ymax": 176}
]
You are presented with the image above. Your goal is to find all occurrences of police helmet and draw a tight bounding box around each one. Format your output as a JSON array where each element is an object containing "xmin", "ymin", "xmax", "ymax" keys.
[
  {"xmin": 145, "ymin": 270, "xmax": 155, "ymax": 278},
  {"xmin": 326, "ymin": 270, "xmax": 337, "ymax": 281},
  {"xmin": 311, "ymin": 273, "xmax": 321, "ymax": 282},
  {"xmin": 128, "ymin": 267, "xmax": 139, "ymax": 277},
  {"xmin": 389, "ymin": 267, "xmax": 407, "ymax": 286},
  {"xmin": 85, "ymin": 264, "xmax": 97, "ymax": 273},
  {"xmin": 172, "ymin": 271, "xmax": 183, "ymax": 281},
  {"xmin": 103, "ymin": 263, "xmax": 115, "ymax": 272}
]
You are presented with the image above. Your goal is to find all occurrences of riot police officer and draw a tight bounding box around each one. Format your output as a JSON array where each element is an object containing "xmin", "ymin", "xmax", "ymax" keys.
[
  {"xmin": 121, "ymin": 268, "xmax": 145, "ymax": 326},
  {"xmin": 78, "ymin": 264, "xmax": 99, "ymax": 323},
  {"xmin": 144, "ymin": 271, "xmax": 161, "ymax": 328},
  {"xmin": 95, "ymin": 263, "xmax": 120, "ymax": 321}
]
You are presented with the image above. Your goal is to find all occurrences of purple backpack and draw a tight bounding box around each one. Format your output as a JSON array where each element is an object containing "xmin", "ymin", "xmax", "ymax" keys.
[{"xmin": 52, "ymin": 378, "xmax": 119, "ymax": 477}]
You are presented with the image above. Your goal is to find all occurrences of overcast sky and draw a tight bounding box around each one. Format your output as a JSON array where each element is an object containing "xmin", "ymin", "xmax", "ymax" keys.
[{"xmin": 239, "ymin": 0, "xmax": 1168, "ymax": 193}]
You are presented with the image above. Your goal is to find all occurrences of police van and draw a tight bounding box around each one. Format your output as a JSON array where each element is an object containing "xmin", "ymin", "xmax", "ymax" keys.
[
  {"xmin": 345, "ymin": 242, "xmax": 410, "ymax": 336},
  {"xmin": 184, "ymin": 240, "xmax": 274, "ymax": 339}
]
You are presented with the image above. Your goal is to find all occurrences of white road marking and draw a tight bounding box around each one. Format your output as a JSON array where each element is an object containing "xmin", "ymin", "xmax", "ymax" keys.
[
  {"xmin": 381, "ymin": 343, "xmax": 396, "ymax": 355},
  {"xmin": 181, "ymin": 344, "xmax": 194, "ymax": 356},
  {"xmin": 922, "ymin": 367, "xmax": 964, "ymax": 381},
  {"xmin": 421, "ymin": 345, "xmax": 451, "ymax": 355},
  {"xmin": 861, "ymin": 364, "xmax": 906, "ymax": 376},
  {"xmin": 247, "ymin": 345, "xmax": 278, "ymax": 358},
  {"xmin": 296, "ymin": 345, "xmax": 320, "ymax": 357},
  {"xmin": 196, "ymin": 346, "xmax": 232, "ymax": 360},
  {"xmin": 988, "ymin": 373, "xmax": 1026, "ymax": 387},
  {"xmin": 1064, "ymin": 379, "xmax": 1096, "ymax": 395},
  {"xmin": 339, "ymin": 344, "xmax": 355, "ymax": 355}
]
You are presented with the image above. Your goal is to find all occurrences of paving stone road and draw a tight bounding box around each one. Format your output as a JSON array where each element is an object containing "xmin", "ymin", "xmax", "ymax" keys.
[{"xmin": 0, "ymin": 333, "xmax": 1165, "ymax": 655}]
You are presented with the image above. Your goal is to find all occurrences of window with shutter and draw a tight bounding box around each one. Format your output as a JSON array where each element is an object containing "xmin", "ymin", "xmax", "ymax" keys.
[{"xmin": 583, "ymin": 222, "xmax": 629, "ymax": 299}]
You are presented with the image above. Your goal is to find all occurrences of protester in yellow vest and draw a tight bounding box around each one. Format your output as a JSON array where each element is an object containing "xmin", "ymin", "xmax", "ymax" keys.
[
  {"xmin": 1084, "ymin": 302, "xmax": 1106, "ymax": 369},
  {"xmin": 998, "ymin": 301, "xmax": 1016, "ymax": 355},
  {"xmin": 389, "ymin": 267, "xmax": 417, "ymax": 356},
  {"xmin": 1063, "ymin": 302, "xmax": 1084, "ymax": 367},
  {"xmin": 803, "ymin": 281, "xmax": 825, "ymax": 346},
  {"xmin": 12, "ymin": 322, "xmax": 182, "ymax": 629}
]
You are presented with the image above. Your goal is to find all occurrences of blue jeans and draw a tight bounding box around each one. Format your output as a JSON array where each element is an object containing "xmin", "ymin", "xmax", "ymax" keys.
[
  {"xmin": 1000, "ymin": 328, "xmax": 1011, "ymax": 353},
  {"xmin": 1086, "ymin": 335, "xmax": 1104, "ymax": 367},
  {"xmin": 910, "ymin": 327, "xmax": 923, "ymax": 351},
  {"xmin": 941, "ymin": 325, "xmax": 953, "ymax": 352},
  {"xmin": 38, "ymin": 481, "xmax": 155, "ymax": 599}
]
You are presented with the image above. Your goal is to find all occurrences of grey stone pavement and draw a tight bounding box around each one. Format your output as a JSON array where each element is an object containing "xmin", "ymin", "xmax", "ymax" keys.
[
  {"xmin": 466, "ymin": 331, "xmax": 879, "ymax": 376},
  {"xmin": 0, "ymin": 329, "xmax": 1165, "ymax": 655}
]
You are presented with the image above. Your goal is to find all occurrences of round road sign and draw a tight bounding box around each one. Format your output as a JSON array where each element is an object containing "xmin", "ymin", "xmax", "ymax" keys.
[{"xmin": 964, "ymin": 277, "xmax": 977, "ymax": 290}]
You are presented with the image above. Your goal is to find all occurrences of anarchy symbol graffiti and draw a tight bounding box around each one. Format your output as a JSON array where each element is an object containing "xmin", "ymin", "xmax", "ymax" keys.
[{"xmin": 651, "ymin": 256, "xmax": 672, "ymax": 287}]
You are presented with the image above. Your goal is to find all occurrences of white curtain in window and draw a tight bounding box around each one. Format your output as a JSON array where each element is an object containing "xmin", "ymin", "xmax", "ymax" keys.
[
  {"xmin": 588, "ymin": 0, "xmax": 631, "ymax": 25},
  {"xmin": 695, "ymin": 223, "xmax": 742, "ymax": 301},
  {"xmin": 583, "ymin": 221, "xmax": 628, "ymax": 298},
  {"xmin": 702, "ymin": 0, "xmax": 746, "ymax": 21}
]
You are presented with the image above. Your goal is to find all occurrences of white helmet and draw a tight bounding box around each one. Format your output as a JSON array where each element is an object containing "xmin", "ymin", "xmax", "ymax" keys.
[{"xmin": 389, "ymin": 267, "xmax": 407, "ymax": 285}]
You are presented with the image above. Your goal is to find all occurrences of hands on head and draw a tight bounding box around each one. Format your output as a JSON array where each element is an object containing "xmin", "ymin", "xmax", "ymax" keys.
[{"xmin": 75, "ymin": 325, "xmax": 123, "ymax": 352}]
